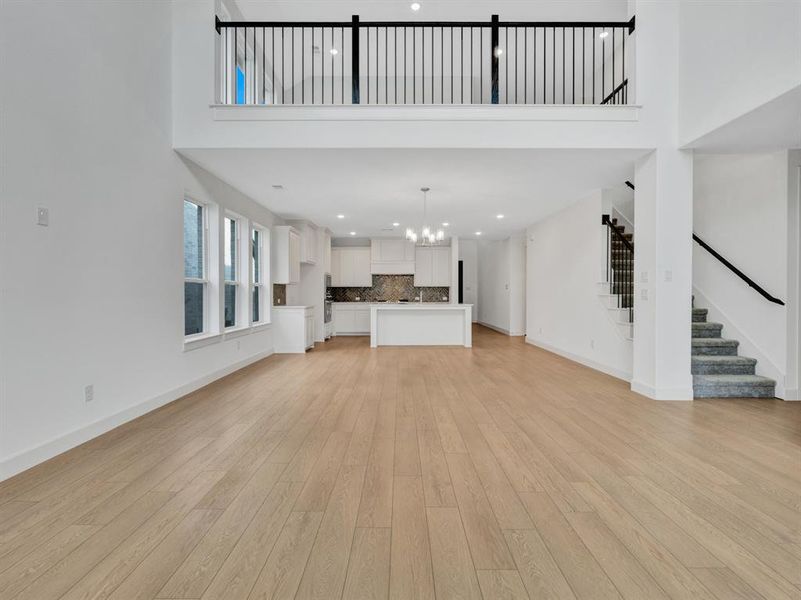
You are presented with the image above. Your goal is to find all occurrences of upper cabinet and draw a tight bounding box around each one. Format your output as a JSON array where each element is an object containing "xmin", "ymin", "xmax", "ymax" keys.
[
  {"xmin": 273, "ymin": 226, "xmax": 301, "ymax": 284},
  {"xmin": 414, "ymin": 246, "xmax": 451, "ymax": 287},
  {"xmin": 371, "ymin": 239, "xmax": 416, "ymax": 274},
  {"xmin": 331, "ymin": 246, "xmax": 372, "ymax": 287},
  {"xmin": 294, "ymin": 223, "xmax": 318, "ymax": 264},
  {"xmin": 323, "ymin": 232, "xmax": 332, "ymax": 274}
]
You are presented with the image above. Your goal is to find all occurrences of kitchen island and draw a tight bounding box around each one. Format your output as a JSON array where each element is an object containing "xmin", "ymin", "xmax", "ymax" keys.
[{"xmin": 370, "ymin": 303, "xmax": 473, "ymax": 348}]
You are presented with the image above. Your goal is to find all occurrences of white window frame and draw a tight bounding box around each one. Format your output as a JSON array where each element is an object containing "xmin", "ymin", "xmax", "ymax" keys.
[
  {"xmin": 223, "ymin": 212, "xmax": 245, "ymax": 330},
  {"xmin": 250, "ymin": 225, "xmax": 269, "ymax": 326},
  {"xmin": 184, "ymin": 196, "xmax": 210, "ymax": 340}
]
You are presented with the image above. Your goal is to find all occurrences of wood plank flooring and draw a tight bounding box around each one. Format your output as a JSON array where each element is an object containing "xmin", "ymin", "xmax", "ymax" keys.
[{"xmin": 1, "ymin": 326, "xmax": 799, "ymax": 599}]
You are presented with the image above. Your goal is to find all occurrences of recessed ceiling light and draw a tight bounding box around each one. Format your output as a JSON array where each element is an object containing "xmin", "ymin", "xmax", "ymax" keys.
[
  {"xmin": 599, "ymin": 31, "xmax": 609, "ymax": 39},
  {"xmin": 442, "ymin": 222, "xmax": 449, "ymax": 227},
  {"xmin": 475, "ymin": 231, "xmax": 482, "ymax": 236},
  {"xmin": 330, "ymin": 48, "xmax": 339, "ymax": 55},
  {"xmin": 410, "ymin": 2, "xmax": 421, "ymax": 11},
  {"xmin": 350, "ymin": 231, "xmax": 356, "ymax": 236},
  {"xmin": 496, "ymin": 214, "xmax": 504, "ymax": 219},
  {"xmin": 337, "ymin": 214, "xmax": 345, "ymax": 219},
  {"xmin": 392, "ymin": 222, "xmax": 400, "ymax": 227}
]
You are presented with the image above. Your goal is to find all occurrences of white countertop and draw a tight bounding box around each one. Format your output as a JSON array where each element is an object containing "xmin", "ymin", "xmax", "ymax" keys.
[{"xmin": 333, "ymin": 302, "xmax": 471, "ymax": 307}]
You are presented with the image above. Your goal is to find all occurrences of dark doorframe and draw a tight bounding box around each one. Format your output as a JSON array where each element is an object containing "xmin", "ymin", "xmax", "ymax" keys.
[{"xmin": 458, "ymin": 260, "xmax": 464, "ymax": 304}]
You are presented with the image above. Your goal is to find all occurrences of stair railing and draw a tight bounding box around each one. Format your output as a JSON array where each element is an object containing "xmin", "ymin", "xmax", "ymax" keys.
[
  {"xmin": 602, "ymin": 214, "xmax": 634, "ymax": 323},
  {"xmin": 621, "ymin": 182, "xmax": 784, "ymax": 307},
  {"xmin": 693, "ymin": 234, "xmax": 785, "ymax": 306}
]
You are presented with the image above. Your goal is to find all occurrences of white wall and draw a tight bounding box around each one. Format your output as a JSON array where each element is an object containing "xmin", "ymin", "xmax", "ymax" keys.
[
  {"xmin": 0, "ymin": 0, "xmax": 282, "ymax": 480},
  {"xmin": 459, "ymin": 239, "xmax": 479, "ymax": 320},
  {"xmin": 526, "ymin": 193, "xmax": 633, "ymax": 380},
  {"xmin": 679, "ymin": 1, "xmax": 801, "ymax": 145},
  {"xmin": 476, "ymin": 237, "xmax": 525, "ymax": 335},
  {"xmin": 693, "ymin": 153, "xmax": 792, "ymax": 398}
]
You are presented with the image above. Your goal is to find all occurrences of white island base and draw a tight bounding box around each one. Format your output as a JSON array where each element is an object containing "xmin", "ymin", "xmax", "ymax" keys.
[{"xmin": 370, "ymin": 304, "xmax": 473, "ymax": 348}]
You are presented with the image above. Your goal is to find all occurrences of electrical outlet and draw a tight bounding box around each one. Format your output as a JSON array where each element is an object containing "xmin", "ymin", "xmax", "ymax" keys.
[
  {"xmin": 37, "ymin": 206, "xmax": 49, "ymax": 226},
  {"xmin": 664, "ymin": 270, "xmax": 673, "ymax": 282},
  {"xmin": 84, "ymin": 384, "xmax": 94, "ymax": 403},
  {"xmin": 538, "ymin": 327, "xmax": 543, "ymax": 334},
  {"xmin": 641, "ymin": 271, "xmax": 648, "ymax": 284},
  {"xmin": 641, "ymin": 288, "xmax": 649, "ymax": 300},
  {"xmin": 236, "ymin": 340, "xmax": 241, "ymax": 351},
  {"xmin": 590, "ymin": 339, "xmax": 595, "ymax": 349}
]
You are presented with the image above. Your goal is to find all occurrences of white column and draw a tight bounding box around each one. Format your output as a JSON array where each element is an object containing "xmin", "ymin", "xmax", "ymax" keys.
[
  {"xmin": 787, "ymin": 154, "xmax": 801, "ymax": 400},
  {"xmin": 631, "ymin": 148, "xmax": 694, "ymax": 400}
]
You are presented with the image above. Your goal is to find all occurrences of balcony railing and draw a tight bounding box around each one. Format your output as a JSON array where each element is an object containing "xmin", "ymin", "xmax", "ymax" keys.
[{"xmin": 215, "ymin": 14, "xmax": 635, "ymax": 106}]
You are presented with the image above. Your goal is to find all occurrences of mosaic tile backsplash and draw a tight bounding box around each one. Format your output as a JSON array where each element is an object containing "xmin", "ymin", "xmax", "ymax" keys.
[
  {"xmin": 273, "ymin": 283, "xmax": 287, "ymax": 306},
  {"xmin": 329, "ymin": 274, "xmax": 449, "ymax": 303}
]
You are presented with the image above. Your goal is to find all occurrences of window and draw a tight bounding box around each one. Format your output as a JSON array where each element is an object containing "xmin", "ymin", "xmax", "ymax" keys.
[
  {"xmin": 184, "ymin": 199, "xmax": 207, "ymax": 336},
  {"xmin": 223, "ymin": 216, "xmax": 239, "ymax": 328},
  {"xmin": 251, "ymin": 228, "xmax": 266, "ymax": 324}
]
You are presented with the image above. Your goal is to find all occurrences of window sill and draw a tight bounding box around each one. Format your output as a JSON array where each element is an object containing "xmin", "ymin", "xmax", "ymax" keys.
[
  {"xmin": 250, "ymin": 322, "xmax": 272, "ymax": 333},
  {"xmin": 184, "ymin": 332, "xmax": 223, "ymax": 352},
  {"xmin": 223, "ymin": 326, "xmax": 253, "ymax": 340}
]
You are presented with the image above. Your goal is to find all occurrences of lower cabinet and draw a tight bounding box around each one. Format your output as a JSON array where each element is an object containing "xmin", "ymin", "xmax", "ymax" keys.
[
  {"xmin": 333, "ymin": 303, "xmax": 371, "ymax": 335},
  {"xmin": 273, "ymin": 306, "xmax": 315, "ymax": 353}
]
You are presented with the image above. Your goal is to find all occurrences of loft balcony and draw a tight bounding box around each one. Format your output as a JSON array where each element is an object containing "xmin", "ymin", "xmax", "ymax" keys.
[{"xmin": 214, "ymin": 14, "xmax": 635, "ymax": 108}]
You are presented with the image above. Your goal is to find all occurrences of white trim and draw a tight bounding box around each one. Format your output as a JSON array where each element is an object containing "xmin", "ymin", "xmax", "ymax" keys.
[
  {"xmin": 211, "ymin": 103, "xmax": 641, "ymax": 123},
  {"xmin": 183, "ymin": 332, "xmax": 223, "ymax": 352},
  {"xmin": 630, "ymin": 380, "xmax": 694, "ymax": 401},
  {"xmin": 525, "ymin": 336, "xmax": 632, "ymax": 383},
  {"xmin": 784, "ymin": 388, "xmax": 800, "ymax": 401},
  {"xmin": 0, "ymin": 348, "xmax": 275, "ymax": 482},
  {"xmin": 478, "ymin": 321, "xmax": 525, "ymax": 337}
]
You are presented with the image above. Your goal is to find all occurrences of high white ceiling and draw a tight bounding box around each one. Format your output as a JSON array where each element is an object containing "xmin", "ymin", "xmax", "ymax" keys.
[
  {"xmin": 234, "ymin": 0, "xmax": 629, "ymax": 23},
  {"xmin": 179, "ymin": 148, "xmax": 643, "ymax": 239}
]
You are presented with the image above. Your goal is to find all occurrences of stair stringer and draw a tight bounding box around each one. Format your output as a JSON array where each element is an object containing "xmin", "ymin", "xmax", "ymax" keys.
[{"xmin": 693, "ymin": 285, "xmax": 787, "ymax": 399}]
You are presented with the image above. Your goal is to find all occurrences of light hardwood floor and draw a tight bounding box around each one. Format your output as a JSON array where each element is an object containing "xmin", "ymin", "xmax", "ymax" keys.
[{"xmin": 1, "ymin": 326, "xmax": 799, "ymax": 600}]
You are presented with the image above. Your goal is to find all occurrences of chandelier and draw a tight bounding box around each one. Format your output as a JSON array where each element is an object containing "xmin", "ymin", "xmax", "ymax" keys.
[{"xmin": 405, "ymin": 187, "xmax": 445, "ymax": 245}]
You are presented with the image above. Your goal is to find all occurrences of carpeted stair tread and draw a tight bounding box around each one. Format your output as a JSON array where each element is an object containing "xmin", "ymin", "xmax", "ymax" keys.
[
  {"xmin": 691, "ymin": 355, "xmax": 756, "ymax": 375},
  {"xmin": 692, "ymin": 322, "xmax": 723, "ymax": 338},
  {"xmin": 692, "ymin": 308, "xmax": 708, "ymax": 322},
  {"xmin": 693, "ymin": 374, "xmax": 777, "ymax": 398},
  {"xmin": 692, "ymin": 338, "xmax": 739, "ymax": 355}
]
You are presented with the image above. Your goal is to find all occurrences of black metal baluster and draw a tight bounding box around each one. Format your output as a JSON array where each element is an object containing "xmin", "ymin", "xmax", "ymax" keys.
[
  {"xmin": 460, "ymin": 26, "xmax": 464, "ymax": 104},
  {"xmin": 612, "ymin": 27, "xmax": 616, "ymax": 100},
  {"xmin": 351, "ymin": 16, "xmax": 359, "ymax": 104},
  {"xmin": 291, "ymin": 27, "xmax": 295, "ymax": 104},
  {"xmin": 602, "ymin": 29, "xmax": 606, "ymax": 102},
  {"xmin": 591, "ymin": 27, "xmax": 595, "ymax": 104},
  {"xmin": 490, "ymin": 15, "xmax": 498, "ymax": 104}
]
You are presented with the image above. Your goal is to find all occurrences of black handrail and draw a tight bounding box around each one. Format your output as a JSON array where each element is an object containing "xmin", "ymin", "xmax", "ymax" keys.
[
  {"xmin": 693, "ymin": 235, "xmax": 785, "ymax": 306},
  {"xmin": 623, "ymin": 182, "xmax": 784, "ymax": 307},
  {"xmin": 600, "ymin": 78, "xmax": 627, "ymax": 105},
  {"xmin": 602, "ymin": 214, "xmax": 634, "ymax": 323}
]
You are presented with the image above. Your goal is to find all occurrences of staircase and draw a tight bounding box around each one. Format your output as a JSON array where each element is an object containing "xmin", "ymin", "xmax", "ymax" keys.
[
  {"xmin": 599, "ymin": 215, "xmax": 634, "ymax": 340},
  {"xmin": 691, "ymin": 301, "xmax": 776, "ymax": 398}
]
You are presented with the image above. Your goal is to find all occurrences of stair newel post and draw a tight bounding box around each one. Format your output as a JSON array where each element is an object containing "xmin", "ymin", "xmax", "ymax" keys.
[
  {"xmin": 351, "ymin": 15, "xmax": 360, "ymax": 104},
  {"xmin": 490, "ymin": 15, "xmax": 500, "ymax": 104}
]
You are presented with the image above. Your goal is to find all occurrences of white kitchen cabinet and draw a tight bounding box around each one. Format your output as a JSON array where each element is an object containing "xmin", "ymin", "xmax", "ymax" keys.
[
  {"xmin": 323, "ymin": 232, "xmax": 332, "ymax": 274},
  {"xmin": 272, "ymin": 226, "xmax": 301, "ymax": 284},
  {"xmin": 333, "ymin": 303, "xmax": 371, "ymax": 335},
  {"xmin": 296, "ymin": 223, "xmax": 318, "ymax": 264},
  {"xmin": 414, "ymin": 246, "xmax": 451, "ymax": 287},
  {"xmin": 331, "ymin": 247, "xmax": 372, "ymax": 287},
  {"xmin": 371, "ymin": 239, "xmax": 415, "ymax": 274},
  {"xmin": 273, "ymin": 306, "xmax": 314, "ymax": 352}
]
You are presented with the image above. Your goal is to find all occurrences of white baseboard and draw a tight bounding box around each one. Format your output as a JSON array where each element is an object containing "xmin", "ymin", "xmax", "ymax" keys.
[
  {"xmin": 478, "ymin": 321, "xmax": 524, "ymax": 337},
  {"xmin": 630, "ymin": 379, "xmax": 694, "ymax": 401},
  {"xmin": 0, "ymin": 349, "xmax": 275, "ymax": 482},
  {"xmin": 783, "ymin": 388, "xmax": 800, "ymax": 401},
  {"xmin": 525, "ymin": 337, "xmax": 632, "ymax": 382}
]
